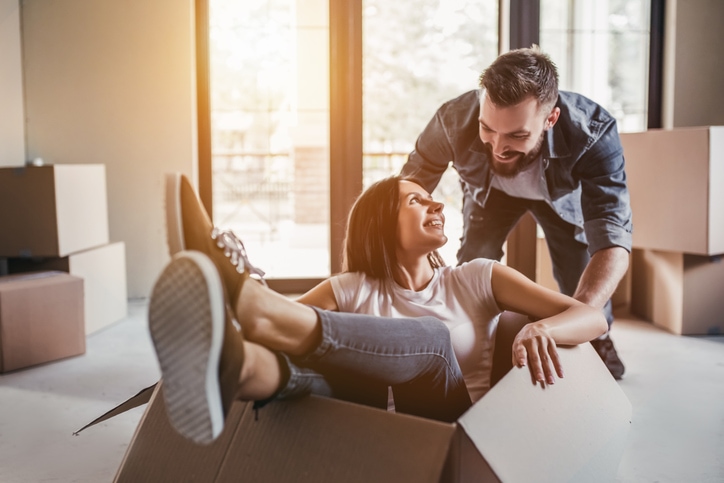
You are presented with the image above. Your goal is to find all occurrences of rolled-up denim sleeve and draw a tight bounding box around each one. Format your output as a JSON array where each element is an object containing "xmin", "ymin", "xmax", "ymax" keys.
[{"xmin": 578, "ymin": 122, "xmax": 633, "ymax": 255}]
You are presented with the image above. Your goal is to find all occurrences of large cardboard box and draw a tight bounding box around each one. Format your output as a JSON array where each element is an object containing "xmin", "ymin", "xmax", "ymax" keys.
[
  {"xmin": 8, "ymin": 242, "xmax": 127, "ymax": 334},
  {"xmin": 107, "ymin": 343, "xmax": 631, "ymax": 482},
  {"xmin": 631, "ymin": 248, "xmax": 724, "ymax": 335},
  {"xmin": 535, "ymin": 236, "xmax": 632, "ymax": 311},
  {"xmin": 0, "ymin": 271, "xmax": 85, "ymax": 372},
  {"xmin": 621, "ymin": 126, "xmax": 724, "ymax": 255},
  {"xmin": 0, "ymin": 164, "xmax": 109, "ymax": 258}
]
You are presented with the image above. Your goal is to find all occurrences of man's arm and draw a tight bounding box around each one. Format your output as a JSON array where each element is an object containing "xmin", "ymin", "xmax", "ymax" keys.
[
  {"xmin": 574, "ymin": 116, "xmax": 632, "ymax": 311},
  {"xmin": 573, "ymin": 246, "xmax": 629, "ymax": 310},
  {"xmin": 401, "ymin": 109, "xmax": 454, "ymax": 193}
]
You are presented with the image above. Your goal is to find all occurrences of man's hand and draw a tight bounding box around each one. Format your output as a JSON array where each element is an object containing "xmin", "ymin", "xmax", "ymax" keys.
[{"xmin": 512, "ymin": 322, "xmax": 564, "ymax": 386}]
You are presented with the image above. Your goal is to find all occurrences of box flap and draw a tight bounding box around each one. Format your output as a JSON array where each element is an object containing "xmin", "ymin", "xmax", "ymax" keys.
[
  {"xmin": 458, "ymin": 343, "xmax": 632, "ymax": 482},
  {"xmin": 74, "ymin": 383, "xmax": 156, "ymax": 435},
  {"xmin": 215, "ymin": 395, "xmax": 455, "ymax": 483},
  {"xmin": 114, "ymin": 382, "xmax": 246, "ymax": 483},
  {"xmin": 440, "ymin": 426, "xmax": 499, "ymax": 483}
]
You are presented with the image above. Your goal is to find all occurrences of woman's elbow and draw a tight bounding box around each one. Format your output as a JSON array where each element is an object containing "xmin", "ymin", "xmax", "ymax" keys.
[{"xmin": 592, "ymin": 310, "xmax": 608, "ymax": 339}]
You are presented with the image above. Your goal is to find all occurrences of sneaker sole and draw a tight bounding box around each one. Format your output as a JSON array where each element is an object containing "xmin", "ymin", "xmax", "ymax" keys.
[
  {"xmin": 165, "ymin": 172, "xmax": 185, "ymax": 255},
  {"xmin": 149, "ymin": 251, "xmax": 224, "ymax": 445}
]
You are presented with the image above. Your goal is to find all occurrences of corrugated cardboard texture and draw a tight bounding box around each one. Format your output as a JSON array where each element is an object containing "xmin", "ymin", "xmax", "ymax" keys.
[
  {"xmin": 709, "ymin": 128, "xmax": 724, "ymax": 256},
  {"xmin": 0, "ymin": 165, "xmax": 109, "ymax": 257},
  {"xmin": 216, "ymin": 394, "xmax": 454, "ymax": 482},
  {"xmin": 631, "ymin": 248, "xmax": 724, "ymax": 335},
  {"xmin": 9, "ymin": 242, "xmax": 128, "ymax": 334},
  {"xmin": 0, "ymin": 271, "xmax": 85, "ymax": 372},
  {"xmin": 116, "ymin": 386, "xmax": 454, "ymax": 483},
  {"xmin": 111, "ymin": 343, "xmax": 631, "ymax": 482},
  {"xmin": 440, "ymin": 428, "xmax": 498, "ymax": 483},
  {"xmin": 0, "ymin": 167, "xmax": 59, "ymax": 256},
  {"xmin": 458, "ymin": 343, "xmax": 632, "ymax": 482},
  {"xmin": 115, "ymin": 386, "xmax": 247, "ymax": 483},
  {"xmin": 622, "ymin": 126, "xmax": 724, "ymax": 255}
]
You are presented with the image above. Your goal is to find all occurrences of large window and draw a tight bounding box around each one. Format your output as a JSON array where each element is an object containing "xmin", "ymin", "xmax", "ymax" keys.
[
  {"xmin": 202, "ymin": 0, "xmax": 654, "ymax": 285},
  {"xmin": 540, "ymin": 0, "xmax": 651, "ymax": 132},
  {"xmin": 209, "ymin": 0, "xmax": 330, "ymax": 279},
  {"xmin": 362, "ymin": 0, "xmax": 498, "ymax": 264}
]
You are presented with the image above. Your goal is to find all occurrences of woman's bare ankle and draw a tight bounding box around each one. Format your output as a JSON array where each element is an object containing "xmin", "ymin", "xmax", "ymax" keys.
[{"xmin": 236, "ymin": 341, "xmax": 281, "ymax": 401}]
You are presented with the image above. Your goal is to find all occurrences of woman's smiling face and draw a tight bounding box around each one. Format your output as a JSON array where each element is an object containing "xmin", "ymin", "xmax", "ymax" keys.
[{"xmin": 396, "ymin": 180, "xmax": 447, "ymax": 256}]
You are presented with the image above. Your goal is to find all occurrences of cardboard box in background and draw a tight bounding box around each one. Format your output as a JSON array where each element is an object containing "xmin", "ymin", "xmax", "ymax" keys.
[
  {"xmin": 9, "ymin": 242, "xmax": 127, "ymax": 334},
  {"xmin": 0, "ymin": 165, "xmax": 109, "ymax": 258},
  {"xmin": 110, "ymin": 343, "xmax": 631, "ymax": 483},
  {"xmin": 621, "ymin": 126, "xmax": 724, "ymax": 255},
  {"xmin": 0, "ymin": 271, "xmax": 85, "ymax": 373},
  {"xmin": 631, "ymin": 248, "xmax": 724, "ymax": 335},
  {"xmin": 536, "ymin": 236, "xmax": 632, "ymax": 312}
]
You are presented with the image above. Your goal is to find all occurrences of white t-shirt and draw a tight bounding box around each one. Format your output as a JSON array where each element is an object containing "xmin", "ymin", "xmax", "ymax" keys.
[
  {"xmin": 490, "ymin": 154, "xmax": 548, "ymax": 201},
  {"xmin": 330, "ymin": 258, "xmax": 502, "ymax": 402}
]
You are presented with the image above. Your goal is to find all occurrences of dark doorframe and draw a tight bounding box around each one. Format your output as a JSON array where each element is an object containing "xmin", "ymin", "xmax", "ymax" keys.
[
  {"xmin": 329, "ymin": 0, "xmax": 363, "ymax": 276},
  {"xmin": 504, "ymin": 0, "xmax": 540, "ymax": 282}
]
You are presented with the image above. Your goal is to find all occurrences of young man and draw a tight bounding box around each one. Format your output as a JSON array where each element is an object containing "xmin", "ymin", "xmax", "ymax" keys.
[{"xmin": 401, "ymin": 46, "xmax": 632, "ymax": 379}]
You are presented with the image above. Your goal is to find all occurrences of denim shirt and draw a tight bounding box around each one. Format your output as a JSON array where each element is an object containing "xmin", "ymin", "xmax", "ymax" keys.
[{"xmin": 402, "ymin": 89, "xmax": 633, "ymax": 254}]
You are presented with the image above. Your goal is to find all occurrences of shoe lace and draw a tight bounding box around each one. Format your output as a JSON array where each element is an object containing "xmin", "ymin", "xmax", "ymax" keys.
[{"xmin": 210, "ymin": 227, "xmax": 267, "ymax": 285}]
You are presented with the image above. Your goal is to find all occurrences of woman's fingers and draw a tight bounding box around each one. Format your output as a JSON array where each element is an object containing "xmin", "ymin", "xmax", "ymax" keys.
[
  {"xmin": 513, "ymin": 335, "xmax": 564, "ymax": 386},
  {"xmin": 548, "ymin": 343, "xmax": 564, "ymax": 379}
]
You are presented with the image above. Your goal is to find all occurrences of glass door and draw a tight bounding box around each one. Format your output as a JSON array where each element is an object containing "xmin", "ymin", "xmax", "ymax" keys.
[
  {"xmin": 362, "ymin": 0, "xmax": 499, "ymax": 264},
  {"xmin": 208, "ymin": 0, "xmax": 330, "ymax": 280},
  {"xmin": 540, "ymin": 0, "xmax": 651, "ymax": 132}
]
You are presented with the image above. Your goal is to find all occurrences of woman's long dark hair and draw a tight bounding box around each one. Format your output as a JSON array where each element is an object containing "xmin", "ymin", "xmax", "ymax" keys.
[{"xmin": 342, "ymin": 175, "xmax": 445, "ymax": 281}]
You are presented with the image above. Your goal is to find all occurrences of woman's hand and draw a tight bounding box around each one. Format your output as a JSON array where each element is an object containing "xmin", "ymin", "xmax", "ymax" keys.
[{"xmin": 512, "ymin": 322, "xmax": 564, "ymax": 386}]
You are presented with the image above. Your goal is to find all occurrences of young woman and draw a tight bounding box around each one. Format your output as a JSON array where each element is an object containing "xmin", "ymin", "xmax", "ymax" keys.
[
  {"xmin": 149, "ymin": 173, "xmax": 607, "ymax": 444},
  {"xmin": 297, "ymin": 175, "xmax": 607, "ymax": 401}
]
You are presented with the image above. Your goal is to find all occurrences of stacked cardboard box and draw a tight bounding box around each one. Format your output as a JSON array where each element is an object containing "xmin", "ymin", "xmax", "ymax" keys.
[
  {"xmin": 622, "ymin": 126, "xmax": 724, "ymax": 335},
  {"xmin": 0, "ymin": 164, "xmax": 127, "ymax": 334},
  {"xmin": 0, "ymin": 271, "xmax": 85, "ymax": 372}
]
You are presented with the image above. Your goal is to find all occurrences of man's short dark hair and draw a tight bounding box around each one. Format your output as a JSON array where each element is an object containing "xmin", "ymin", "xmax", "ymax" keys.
[{"xmin": 479, "ymin": 45, "xmax": 559, "ymax": 109}]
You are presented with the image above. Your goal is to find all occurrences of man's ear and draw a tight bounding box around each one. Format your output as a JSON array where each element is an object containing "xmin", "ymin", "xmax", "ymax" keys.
[{"xmin": 545, "ymin": 107, "xmax": 561, "ymax": 130}]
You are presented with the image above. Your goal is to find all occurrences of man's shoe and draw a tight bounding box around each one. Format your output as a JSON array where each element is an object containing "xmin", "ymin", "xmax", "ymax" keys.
[
  {"xmin": 590, "ymin": 335, "xmax": 625, "ymax": 380},
  {"xmin": 165, "ymin": 173, "xmax": 265, "ymax": 308},
  {"xmin": 148, "ymin": 251, "xmax": 245, "ymax": 445}
]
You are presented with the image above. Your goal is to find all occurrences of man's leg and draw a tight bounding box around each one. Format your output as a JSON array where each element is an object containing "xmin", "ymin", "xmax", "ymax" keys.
[
  {"xmin": 457, "ymin": 189, "xmax": 529, "ymax": 265},
  {"xmin": 531, "ymin": 201, "xmax": 625, "ymax": 379}
]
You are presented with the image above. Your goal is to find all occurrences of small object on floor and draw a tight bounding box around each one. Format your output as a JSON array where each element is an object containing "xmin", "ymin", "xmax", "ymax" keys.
[{"xmin": 590, "ymin": 335, "xmax": 625, "ymax": 380}]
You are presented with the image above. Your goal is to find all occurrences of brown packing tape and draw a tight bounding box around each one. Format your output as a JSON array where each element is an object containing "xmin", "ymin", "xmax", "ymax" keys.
[{"xmin": 73, "ymin": 383, "xmax": 157, "ymax": 435}]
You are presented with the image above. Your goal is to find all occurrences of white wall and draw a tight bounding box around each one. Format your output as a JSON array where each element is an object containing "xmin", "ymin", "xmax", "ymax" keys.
[
  {"xmin": 21, "ymin": 0, "xmax": 197, "ymax": 298},
  {"xmin": 0, "ymin": 0, "xmax": 25, "ymax": 166}
]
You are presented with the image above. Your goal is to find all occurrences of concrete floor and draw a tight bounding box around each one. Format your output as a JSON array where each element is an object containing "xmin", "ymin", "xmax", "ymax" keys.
[{"xmin": 0, "ymin": 301, "xmax": 722, "ymax": 482}]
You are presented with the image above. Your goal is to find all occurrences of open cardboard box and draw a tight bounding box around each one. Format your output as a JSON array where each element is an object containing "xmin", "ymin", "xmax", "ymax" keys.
[{"xmin": 84, "ymin": 341, "xmax": 631, "ymax": 482}]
